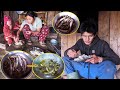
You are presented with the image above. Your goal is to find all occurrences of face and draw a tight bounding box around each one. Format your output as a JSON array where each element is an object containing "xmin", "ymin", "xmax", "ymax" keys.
[
  {"xmin": 26, "ymin": 15, "xmax": 34, "ymax": 24},
  {"xmin": 67, "ymin": 49, "xmax": 78, "ymax": 58},
  {"xmin": 81, "ymin": 32, "xmax": 95, "ymax": 45}
]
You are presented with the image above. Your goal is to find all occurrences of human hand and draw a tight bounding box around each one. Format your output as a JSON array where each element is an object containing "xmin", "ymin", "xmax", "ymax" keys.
[
  {"xmin": 85, "ymin": 55, "xmax": 103, "ymax": 64},
  {"xmin": 67, "ymin": 49, "xmax": 77, "ymax": 58},
  {"xmin": 15, "ymin": 36, "xmax": 19, "ymax": 42}
]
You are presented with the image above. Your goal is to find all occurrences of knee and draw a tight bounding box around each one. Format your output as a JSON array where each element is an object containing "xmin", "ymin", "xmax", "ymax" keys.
[
  {"xmin": 62, "ymin": 56, "xmax": 70, "ymax": 62},
  {"xmin": 62, "ymin": 56, "xmax": 74, "ymax": 65},
  {"xmin": 102, "ymin": 61, "xmax": 117, "ymax": 74}
]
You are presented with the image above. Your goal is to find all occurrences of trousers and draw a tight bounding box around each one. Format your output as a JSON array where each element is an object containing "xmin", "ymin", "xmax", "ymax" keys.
[{"xmin": 63, "ymin": 56, "xmax": 117, "ymax": 79}]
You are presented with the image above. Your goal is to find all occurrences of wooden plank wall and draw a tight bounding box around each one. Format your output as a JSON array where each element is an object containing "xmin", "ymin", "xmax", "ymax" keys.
[
  {"xmin": 98, "ymin": 11, "xmax": 120, "ymax": 58},
  {"xmin": 98, "ymin": 11, "xmax": 110, "ymax": 44},
  {"xmin": 61, "ymin": 33, "xmax": 81, "ymax": 57},
  {"xmin": 47, "ymin": 11, "xmax": 60, "ymax": 27},
  {"xmin": 99, "ymin": 11, "xmax": 120, "ymax": 69}
]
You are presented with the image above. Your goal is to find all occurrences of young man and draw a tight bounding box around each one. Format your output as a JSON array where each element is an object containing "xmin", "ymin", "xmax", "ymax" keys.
[{"xmin": 63, "ymin": 19, "xmax": 120, "ymax": 79}]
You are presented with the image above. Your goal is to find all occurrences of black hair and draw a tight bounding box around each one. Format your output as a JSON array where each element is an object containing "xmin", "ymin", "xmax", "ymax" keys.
[
  {"xmin": 79, "ymin": 18, "xmax": 98, "ymax": 35},
  {"xmin": 25, "ymin": 11, "xmax": 37, "ymax": 18}
]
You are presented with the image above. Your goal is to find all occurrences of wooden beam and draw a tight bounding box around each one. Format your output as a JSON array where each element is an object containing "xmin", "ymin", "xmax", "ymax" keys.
[{"xmin": 47, "ymin": 11, "xmax": 55, "ymax": 27}]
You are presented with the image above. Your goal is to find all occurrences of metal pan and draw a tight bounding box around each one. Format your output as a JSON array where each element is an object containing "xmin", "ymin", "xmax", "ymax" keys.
[
  {"xmin": 1, "ymin": 50, "xmax": 33, "ymax": 79},
  {"xmin": 52, "ymin": 11, "xmax": 80, "ymax": 35},
  {"xmin": 32, "ymin": 53, "xmax": 65, "ymax": 79}
]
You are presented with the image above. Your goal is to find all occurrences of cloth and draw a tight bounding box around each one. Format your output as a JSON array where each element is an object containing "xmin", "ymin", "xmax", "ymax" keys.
[
  {"xmin": 63, "ymin": 56, "xmax": 117, "ymax": 79},
  {"xmin": 3, "ymin": 15, "xmax": 15, "ymax": 45},
  {"xmin": 74, "ymin": 54, "xmax": 92, "ymax": 62},
  {"xmin": 22, "ymin": 24, "xmax": 49, "ymax": 42},
  {"xmin": 20, "ymin": 17, "xmax": 42, "ymax": 31}
]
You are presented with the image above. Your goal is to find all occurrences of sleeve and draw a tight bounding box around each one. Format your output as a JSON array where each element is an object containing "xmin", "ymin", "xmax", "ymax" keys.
[
  {"xmin": 71, "ymin": 39, "xmax": 81, "ymax": 51},
  {"xmin": 64, "ymin": 39, "xmax": 80, "ymax": 57},
  {"xmin": 36, "ymin": 18, "xmax": 42, "ymax": 29},
  {"xmin": 102, "ymin": 41, "xmax": 120, "ymax": 65}
]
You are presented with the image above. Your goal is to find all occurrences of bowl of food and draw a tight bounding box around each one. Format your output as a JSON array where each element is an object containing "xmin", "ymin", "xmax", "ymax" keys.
[
  {"xmin": 50, "ymin": 39, "xmax": 58, "ymax": 46},
  {"xmin": 32, "ymin": 53, "xmax": 64, "ymax": 79},
  {"xmin": 1, "ymin": 50, "xmax": 33, "ymax": 79},
  {"xmin": 52, "ymin": 11, "xmax": 80, "ymax": 35},
  {"xmin": 29, "ymin": 46, "xmax": 44, "ymax": 58}
]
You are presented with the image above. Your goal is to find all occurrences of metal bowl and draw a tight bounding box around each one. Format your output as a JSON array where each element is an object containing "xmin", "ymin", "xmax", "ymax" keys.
[
  {"xmin": 16, "ymin": 11, "xmax": 24, "ymax": 14},
  {"xmin": 32, "ymin": 53, "xmax": 64, "ymax": 79},
  {"xmin": 29, "ymin": 46, "xmax": 44, "ymax": 57},
  {"xmin": 1, "ymin": 50, "xmax": 33, "ymax": 79},
  {"xmin": 52, "ymin": 11, "xmax": 80, "ymax": 35}
]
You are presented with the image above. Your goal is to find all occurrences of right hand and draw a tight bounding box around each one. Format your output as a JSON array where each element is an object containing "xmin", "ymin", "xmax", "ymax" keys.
[
  {"xmin": 85, "ymin": 55, "xmax": 103, "ymax": 64},
  {"xmin": 15, "ymin": 36, "xmax": 19, "ymax": 42}
]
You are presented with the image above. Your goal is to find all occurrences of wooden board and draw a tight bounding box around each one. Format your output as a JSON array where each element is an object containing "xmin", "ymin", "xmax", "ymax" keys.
[
  {"xmin": 98, "ymin": 11, "xmax": 110, "ymax": 44},
  {"xmin": 110, "ymin": 11, "xmax": 118, "ymax": 54},
  {"xmin": 117, "ymin": 12, "xmax": 120, "ymax": 57},
  {"xmin": 76, "ymin": 33, "xmax": 81, "ymax": 41},
  {"xmin": 67, "ymin": 33, "xmax": 77, "ymax": 49},
  {"xmin": 61, "ymin": 35, "xmax": 68, "ymax": 57},
  {"xmin": 37, "ymin": 11, "xmax": 48, "ymax": 24},
  {"xmin": 47, "ymin": 11, "xmax": 56, "ymax": 27}
]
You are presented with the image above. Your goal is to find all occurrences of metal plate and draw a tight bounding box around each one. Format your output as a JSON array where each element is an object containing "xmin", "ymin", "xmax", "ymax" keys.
[
  {"xmin": 52, "ymin": 11, "xmax": 80, "ymax": 34},
  {"xmin": 1, "ymin": 50, "xmax": 33, "ymax": 79},
  {"xmin": 32, "ymin": 53, "xmax": 64, "ymax": 79},
  {"xmin": 29, "ymin": 46, "xmax": 44, "ymax": 57},
  {"xmin": 16, "ymin": 11, "xmax": 24, "ymax": 14}
]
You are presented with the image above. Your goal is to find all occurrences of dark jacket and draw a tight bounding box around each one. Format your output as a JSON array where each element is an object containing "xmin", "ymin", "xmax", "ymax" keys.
[{"xmin": 64, "ymin": 35, "xmax": 120, "ymax": 65}]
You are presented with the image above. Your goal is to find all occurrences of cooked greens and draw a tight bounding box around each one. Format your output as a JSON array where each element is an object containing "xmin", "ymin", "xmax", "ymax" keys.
[{"xmin": 38, "ymin": 59, "xmax": 60, "ymax": 75}]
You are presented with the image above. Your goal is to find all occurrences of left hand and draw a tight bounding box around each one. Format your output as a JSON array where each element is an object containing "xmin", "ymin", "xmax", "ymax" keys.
[{"xmin": 85, "ymin": 55, "xmax": 103, "ymax": 64}]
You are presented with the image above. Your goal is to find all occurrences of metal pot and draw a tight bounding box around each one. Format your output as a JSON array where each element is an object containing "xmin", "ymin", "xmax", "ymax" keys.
[
  {"xmin": 1, "ymin": 51, "xmax": 33, "ymax": 79},
  {"xmin": 53, "ymin": 11, "xmax": 80, "ymax": 34},
  {"xmin": 32, "ymin": 53, "xmax": 64, "ymax": 79}
]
